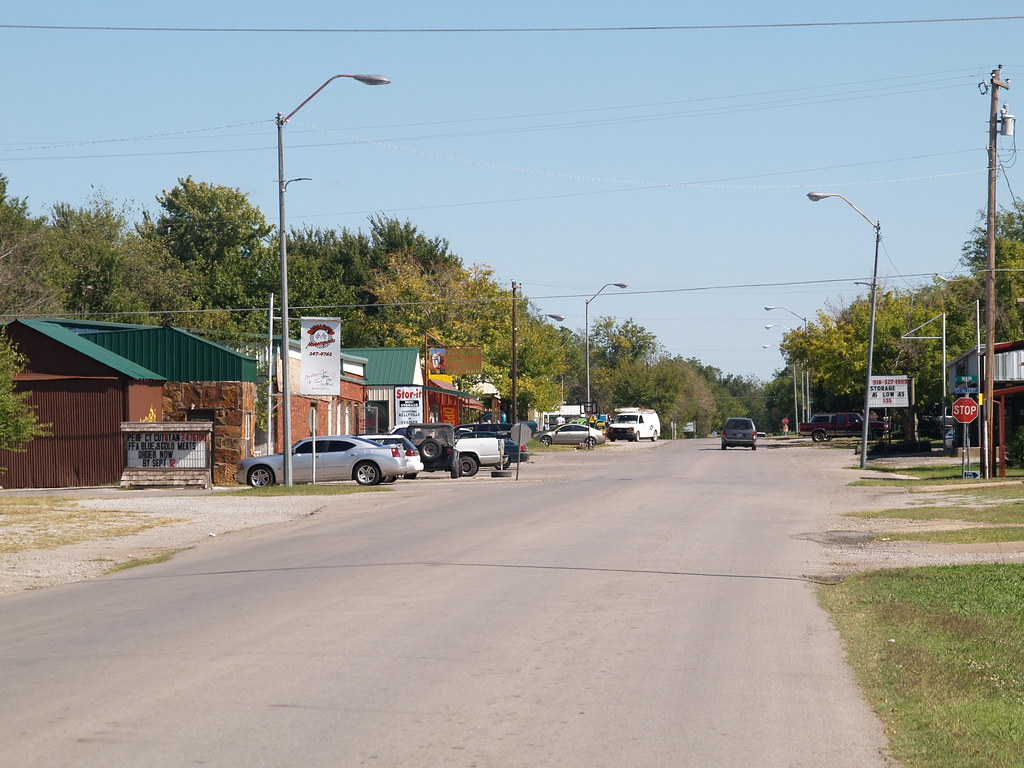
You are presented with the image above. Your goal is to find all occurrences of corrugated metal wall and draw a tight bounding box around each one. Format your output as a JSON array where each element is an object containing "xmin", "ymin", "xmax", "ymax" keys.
[{"xmin": 0, "ymin": 379, "xmax": 126, "ymax": 488}]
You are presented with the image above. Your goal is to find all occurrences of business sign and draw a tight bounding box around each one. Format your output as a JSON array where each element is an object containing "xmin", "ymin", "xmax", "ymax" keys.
[
  {"xmin": 427, "ymin": 346, "xmax": 483, "ymax": 376},
  {"xmin": 869, "ymin": 375, "xmax": 910, "ymax": 408},
  {"xmin": 124, "ymin": 430, "xmax": 209, "ymax": 469},
  {"xmin": 300, "ymin": 317, "xmax": 341, "ymax": 395},
  {"xmin": 395, "ymin": 386, "xmax": 424, "ymax": 427}
]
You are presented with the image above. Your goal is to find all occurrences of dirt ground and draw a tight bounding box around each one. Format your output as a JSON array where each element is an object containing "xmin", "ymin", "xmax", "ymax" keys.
[{"xmin": 2, "ymin": 441, "xmax": 1022, "ymax": 597}]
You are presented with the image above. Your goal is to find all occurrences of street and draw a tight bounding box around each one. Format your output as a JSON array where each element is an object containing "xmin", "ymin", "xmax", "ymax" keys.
[{"xmin": 0, "ymin": 440, "xmax": 892, "ymax": 767}]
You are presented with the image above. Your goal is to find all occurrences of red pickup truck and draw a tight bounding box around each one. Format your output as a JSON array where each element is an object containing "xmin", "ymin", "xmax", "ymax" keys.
[{"xmin": 798, "ymin": 412, "xmax": 887, "ymax": 442}]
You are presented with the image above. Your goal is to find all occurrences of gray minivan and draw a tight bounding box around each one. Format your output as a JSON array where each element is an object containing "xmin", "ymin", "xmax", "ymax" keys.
[{"xmin": 721, "ymin": 417, "xmax": 757, "ymax": 450}]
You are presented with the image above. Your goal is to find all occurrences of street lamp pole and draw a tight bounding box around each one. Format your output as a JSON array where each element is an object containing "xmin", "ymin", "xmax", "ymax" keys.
[
  {"xmin": 765, "ymin": 306, "xmax": 809, "ymax": 421},
  {"xmin": 276, "ymin": 73, "xmax": 389, "ymax": 486},
  {"xmin": 584, "ymin": 282, "xmax": 628, "ymax": 410},
  {"xmin": 807, "ymin": 192, "xmax": 881, "ymax": 470}
]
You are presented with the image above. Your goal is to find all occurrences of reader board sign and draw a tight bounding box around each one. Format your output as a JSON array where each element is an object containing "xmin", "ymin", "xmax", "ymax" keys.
[
  {"xmin": 395, "ymin": 386, "xmax": 424, "ymax": 427},
  {"xmin": 869, "ymin": 375, "xmax": 909, "ymax": 408},
  {"xmin": 125, "ymin": 430, "xmax": 209, "ymax": 469}
]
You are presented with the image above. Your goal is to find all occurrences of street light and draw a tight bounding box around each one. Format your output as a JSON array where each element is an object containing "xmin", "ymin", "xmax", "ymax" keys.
[
  {"xmin": 764, "ymin": 331, "xmax": 800, "ymax": 438},
  {"xmin": 765, "ymin": 307, "xmax": 810, "ymax": 422},
  {"xmin": 585, "ymin": 282, "xmax": 628, "ymax": 409},
  {"xmin": 277, "ymin": 73, "xmax": 390, "ymax": 485},
  {"xmin": 807, "ymin": 191, "xmax": 882, "ymax": 469}
]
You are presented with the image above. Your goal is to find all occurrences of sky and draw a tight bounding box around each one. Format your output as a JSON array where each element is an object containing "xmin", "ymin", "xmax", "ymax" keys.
[{"xmin": 3, "ymin": 2, "xmax": 1024, "ymax": 380}]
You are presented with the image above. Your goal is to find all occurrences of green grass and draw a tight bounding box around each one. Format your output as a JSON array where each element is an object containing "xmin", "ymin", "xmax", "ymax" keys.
[
  {"xmin": 880, "ymin": 527, "xmax": 1024, "ymax": 544},
  {"xmin": 819, "ymin": 564, "xmax": 1024, "ymax": 768},
  {"xmin": 105, "ymin": 548, "xmax": 191, "ymax": 573}
]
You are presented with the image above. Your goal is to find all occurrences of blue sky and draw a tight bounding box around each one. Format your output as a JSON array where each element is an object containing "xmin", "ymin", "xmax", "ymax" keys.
[{"xmin": 3, "ymin": 2, "xmax": 1023, "ymax": 378}]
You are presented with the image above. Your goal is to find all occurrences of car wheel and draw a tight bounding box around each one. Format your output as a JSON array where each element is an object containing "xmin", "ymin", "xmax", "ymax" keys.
[
  {"xmin": 419, "ymin": 439, "xmax": 441, "ymax": 460},
  {"xmin": 459, "ymin": 455, "xmax": 479, "ymax": 477},
  {"xmin": 752, "ymin": 443, "xmax": 757, "ymax": 451},
  {"xmin": 404, "ymin": 473, "xmax": 418, "ymax": 480},
  {"xmin": 540, "ymin": 435, "xmax": 553, "ymax": 446},
  {"xmin": 811, "ymin": 430, "xmax": 827, "ymax": 443},
  {"xmin": 584, "ymin": 436, "xmax": 597, "ymax": 449},
  {"xmin": 247, "ymin": 465, "xmax": 275, "ymax": 487},
  {"xmin": 353, "ymin": 461, "xmax": 382, "ymax": 486},
  {"xmin": 381, "ymin": 475, "xmax": 399, "ymax": 484}
]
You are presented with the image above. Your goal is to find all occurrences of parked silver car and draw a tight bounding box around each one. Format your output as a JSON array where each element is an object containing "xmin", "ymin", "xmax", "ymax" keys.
[
  {"xmin": 535, "ymin": 423, "xmax": 606, "ymax": 448},
  {"xmin": 360, "ymin": 434, "xmax": 424, "ymax": 480},
  {"xmin": 235, "ymin": 436, "xmax": 405, "ymax": 487},
  {"xmin": 721, "ymin": 417, "xmax": 758, "ymax": 450}
]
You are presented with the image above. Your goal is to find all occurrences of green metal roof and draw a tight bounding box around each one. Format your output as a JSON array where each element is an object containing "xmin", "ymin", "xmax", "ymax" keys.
[
  {"xmin": 343, "ymin": 347, "xmax": 420, "ymax": 386},
  {"xmin": 14, "ymin": 320, "xmax": 166, "ymax": 380},
  {"xmin": 87, "ymin": 326, "xmax": 258, "ymax": 383}
]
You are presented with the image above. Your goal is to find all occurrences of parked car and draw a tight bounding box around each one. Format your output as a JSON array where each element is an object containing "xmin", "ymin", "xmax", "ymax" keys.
[
  {"xmin": 360, "ymin": 434, "xmax": 424, "ymax": 480},
  {"xmin": 235, "ymin": 436, "xmax": 405, "ymax": 487},
  {"xmin": 502, "ymin": 438, "xmax": 530, "ymax": 467},
  {"xmin": 535, "ymin": 423, "xmax": 606, "ymax": 448},
  {"xmin": 721, "ymin": 418, "xmax": 758, "ymax": 450},
  {"xmin": 458, "ymin": 422, "xmax": 512, "ymax": 438}
]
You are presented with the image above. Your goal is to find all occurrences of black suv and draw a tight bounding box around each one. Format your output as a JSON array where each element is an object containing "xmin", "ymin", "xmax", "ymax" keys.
[
  {"xmin": 401, "ymin": 423, "xmax": 462, "ymax": 477},
  {"xmin": 457, "ymin": 422, "xmax": 512, "ymax": 439}
]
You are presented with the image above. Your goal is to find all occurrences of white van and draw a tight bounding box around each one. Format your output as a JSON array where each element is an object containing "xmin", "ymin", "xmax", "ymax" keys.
[{"xmin": 606, "ymin": 408, "xmax": 661, "ymax": 442}]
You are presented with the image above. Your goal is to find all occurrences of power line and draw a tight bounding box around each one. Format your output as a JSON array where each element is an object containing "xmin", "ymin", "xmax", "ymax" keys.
[{"xmin": 3, "ymin": 17, "xmax": 1024, "ymax": 33}]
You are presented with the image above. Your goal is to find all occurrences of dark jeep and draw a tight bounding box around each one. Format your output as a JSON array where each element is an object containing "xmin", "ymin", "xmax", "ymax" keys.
[{"xmin": 403, "ymin": 423, "xmax": 462, "ymax": 477}]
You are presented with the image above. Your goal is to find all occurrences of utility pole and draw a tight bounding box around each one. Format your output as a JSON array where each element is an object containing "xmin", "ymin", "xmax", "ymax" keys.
[
  {"xmin": 983, "ymin": 65, "xmax": 1011, "ymax": 478},
  {"xmin": 511, "ymin": 281, "xmax": 519, "ymax": 424}
]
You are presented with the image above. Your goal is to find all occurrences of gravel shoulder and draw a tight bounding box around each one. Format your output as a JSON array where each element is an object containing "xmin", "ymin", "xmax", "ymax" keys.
[{"xmin": 3, "ymin": 439, "xmax": 1023, "ymax": 597}]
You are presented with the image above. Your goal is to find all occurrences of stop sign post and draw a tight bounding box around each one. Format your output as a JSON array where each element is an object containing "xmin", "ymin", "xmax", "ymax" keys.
[
  {"xmin": 952, "ymin": 397, "xmax": 979, "ymax": 423},
  {"xmin": 951, "ymin": 397, "xmax": 980, "ymax": 479}
]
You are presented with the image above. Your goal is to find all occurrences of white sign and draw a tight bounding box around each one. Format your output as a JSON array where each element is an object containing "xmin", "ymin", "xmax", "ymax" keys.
[
  {"xmin": 395, "ymin": 386, "xmax": 424, "ymax": 427},
  {"xmin": 869, "ymin": 375, "xmax": 910, "ymax": 408},
  {"xmin": 300, "ymin": 317, "xmax": 341, "ymax": 395},
  {"xmin": 125, "ymin": 431, "xmax": 209, "ymax": 469}
]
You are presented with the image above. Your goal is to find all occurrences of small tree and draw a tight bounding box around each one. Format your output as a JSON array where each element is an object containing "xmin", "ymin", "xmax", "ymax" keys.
[{"xmin": 0, "ymin": 334, "xmax": 49, "ymax": 470}]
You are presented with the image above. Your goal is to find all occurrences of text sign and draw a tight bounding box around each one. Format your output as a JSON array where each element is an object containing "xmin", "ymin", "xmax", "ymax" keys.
[
  {"xmin": 125, "ymin": 431, "xmax": 209, "ymax": 469},
  {"xmin": 868, "ymin": 375, "xmax": 910, "ymax": 408},
  {"xmin": 951, "ymin": 397, "xmax": 979, "ymax": 424}
]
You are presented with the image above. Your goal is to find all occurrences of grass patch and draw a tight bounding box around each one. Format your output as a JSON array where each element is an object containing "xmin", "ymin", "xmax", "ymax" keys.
[
  {"xmin": 0, "ymin": 498, "xmax": 181, "ymax": 554},
  {"xmin": 105, "ymin": 548, "xmax": 190, "ymax": 573},
  {"xmin": 880, "ymin": 527, "xmax": 1024, "ymax": 545},
  {"xmin": 819, "ymin": 564, "xmax": 1024, "ymax": 767}
]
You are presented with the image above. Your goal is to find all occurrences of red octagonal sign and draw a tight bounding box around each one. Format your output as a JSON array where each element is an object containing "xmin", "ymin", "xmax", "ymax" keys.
[{"xmin": 952, "ymin": 396, "xmax": 979, "ymax": 424}]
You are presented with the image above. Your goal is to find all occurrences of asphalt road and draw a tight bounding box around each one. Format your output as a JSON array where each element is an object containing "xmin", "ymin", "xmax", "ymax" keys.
[{"xmin": 0, "ymin": 440, "xmax": 893, "ymax": 767}]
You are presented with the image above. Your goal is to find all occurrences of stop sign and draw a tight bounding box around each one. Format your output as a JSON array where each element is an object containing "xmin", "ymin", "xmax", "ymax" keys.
[{"xmin": 952, "ymin": 396, "xmax": 979, "ymax": 424}]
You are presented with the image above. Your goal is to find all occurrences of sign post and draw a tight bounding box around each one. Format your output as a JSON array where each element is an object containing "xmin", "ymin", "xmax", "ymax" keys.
[{"xmin": 952, "ymin": 396, "xmax": 980, "ymax": 479}]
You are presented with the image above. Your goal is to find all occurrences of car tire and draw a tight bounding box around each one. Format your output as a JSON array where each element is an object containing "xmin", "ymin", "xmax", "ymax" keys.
[
  {"xmin": 381, "ymin": 475, "xmax": 399, "ymax": 484},
  {"xmin": 405, "ymin": 473, "xmax": 418, "ymax": 480},
  {"xmin": 353, "ymin": 461, "xmax": 383, "ymax": 486},
  {"xmin": 752, "ymin": 444, "xmax": 757, "ymax": 451},
  {"xmin": 247, "ymin": 465, "xmax": 275, "ymax": 487},
  {"xmin": 419, "ymin": 439, "xmax": 442, "ymax": 460},
  {"xmin": 459, "ymin": 455, "xmax": 479, "ymax": 477},
  {"xmin": 584, "ymin": 436, "xmax": 597, "ymax": 449},
  {"xmin": 811, "ymin": 430, "xmax": 827, "ymax": 443},
  {"xmin": 540, "ymin": 435, "xmax": 553, "ymax": 446}
]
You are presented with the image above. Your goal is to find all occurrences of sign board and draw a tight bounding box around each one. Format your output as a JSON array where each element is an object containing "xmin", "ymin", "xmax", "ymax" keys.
[
  {"xmin": 395, "ymin": 386, "xmax": 424, "ymax": 428},
  {"xmin": 952, "ymin": 397, "xmax": 979, "ymax": 424},
  {"xmin": 120, "ymin": 422, "xmax": 213, "ymax": 489},
  {"xmin": 954, "ymin": 374, "xmax": 979, "ymax": 395},
  {"xmin": 869, "ymin": 375, "xmax": 910, "ymax": 408},
  {"xmin": 300, "ymin": 317, "xmax": 341, "ymax": 395}
]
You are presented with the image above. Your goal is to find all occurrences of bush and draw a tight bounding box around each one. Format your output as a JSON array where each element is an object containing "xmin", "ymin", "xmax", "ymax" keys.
[{"xmin": 1005, "ymin": 425, "xmax": 1024, "ymax": 467}]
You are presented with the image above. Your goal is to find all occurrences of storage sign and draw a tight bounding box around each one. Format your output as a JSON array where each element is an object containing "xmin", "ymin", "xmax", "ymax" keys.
[{"xmin": 869, "ymin": 375, "xmax": 910, "ymax": 408}]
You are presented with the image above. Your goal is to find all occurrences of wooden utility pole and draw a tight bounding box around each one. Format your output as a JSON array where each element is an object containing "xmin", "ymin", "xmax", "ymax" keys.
[{"xmin": 984, "ymin": 66, "xmax": 1010, "ymax": 478}]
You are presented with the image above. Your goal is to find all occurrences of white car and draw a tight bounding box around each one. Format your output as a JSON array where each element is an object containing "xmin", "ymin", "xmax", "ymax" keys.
[
  {"xmin": 235, "ymin": 436, "xmax": 405, "ymax": 487},
  {"xmin": 360, "ymin": 434, "xmax": 424, "ymax": 479}
]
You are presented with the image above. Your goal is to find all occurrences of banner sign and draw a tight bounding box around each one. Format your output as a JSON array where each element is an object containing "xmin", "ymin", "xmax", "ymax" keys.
[
  {"xmin": 428, "ymin": 346, "xmax": 483, "ymax": 376},
  {"xmin": 395, "ymin": 386, "xmax": 424, "ymax": 427},
  {"xmin": 869, "ymin": 375, "xmax": 910, "ymax": 408},
  {"xmin": 300, "ymin": 317, "xmax": 341, "ymax": 395}
]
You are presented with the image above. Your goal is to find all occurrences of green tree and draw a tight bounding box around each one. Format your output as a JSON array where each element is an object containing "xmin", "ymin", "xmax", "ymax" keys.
[
  {"xmin": 0, "ymin": 175, "xmax": 63, "ymax": 317},
  {"xmin": 141, "ymin": 177, "xmax": 274, "ymax": 337},
  {"xmin": 0, "ymin": 333, "xmax": 49, "ymax": 469}
]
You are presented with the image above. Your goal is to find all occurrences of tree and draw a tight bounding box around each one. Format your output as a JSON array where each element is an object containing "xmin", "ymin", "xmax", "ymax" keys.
[
  {"xmin": 140, "ymin": 177, "xmax": 274, "ymax": 337},
  {"xmin": 0, "ymin": 175, "xmax": 63, "ymax": 317},
  {"xmin": 47, "ymin": 193, "xmax": 191, "ymax": 322},
  {"xmin": 0, "ymin": 333, "xmax": 49, "ymax": 469}
]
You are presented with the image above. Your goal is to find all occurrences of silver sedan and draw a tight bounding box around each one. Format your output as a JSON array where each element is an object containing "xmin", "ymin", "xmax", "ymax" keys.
[
  {"xmin": 535, "ymin": 424, "xmax": 607, "ymax": 448},
  {"xmin": 235, "ymin": 436, "xmax": 405, "ymax": 487}
]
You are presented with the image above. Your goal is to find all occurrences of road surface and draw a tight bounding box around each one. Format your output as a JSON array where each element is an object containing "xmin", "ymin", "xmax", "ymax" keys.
[{"xmin": 0, "ymin": 440, "xmax": 894, "ymax": 767}]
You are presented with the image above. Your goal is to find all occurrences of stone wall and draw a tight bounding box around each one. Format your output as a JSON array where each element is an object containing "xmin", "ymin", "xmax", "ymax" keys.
[{"xmin": 162, "ymin": 381, "xmax": 256, "ymax": 486}]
